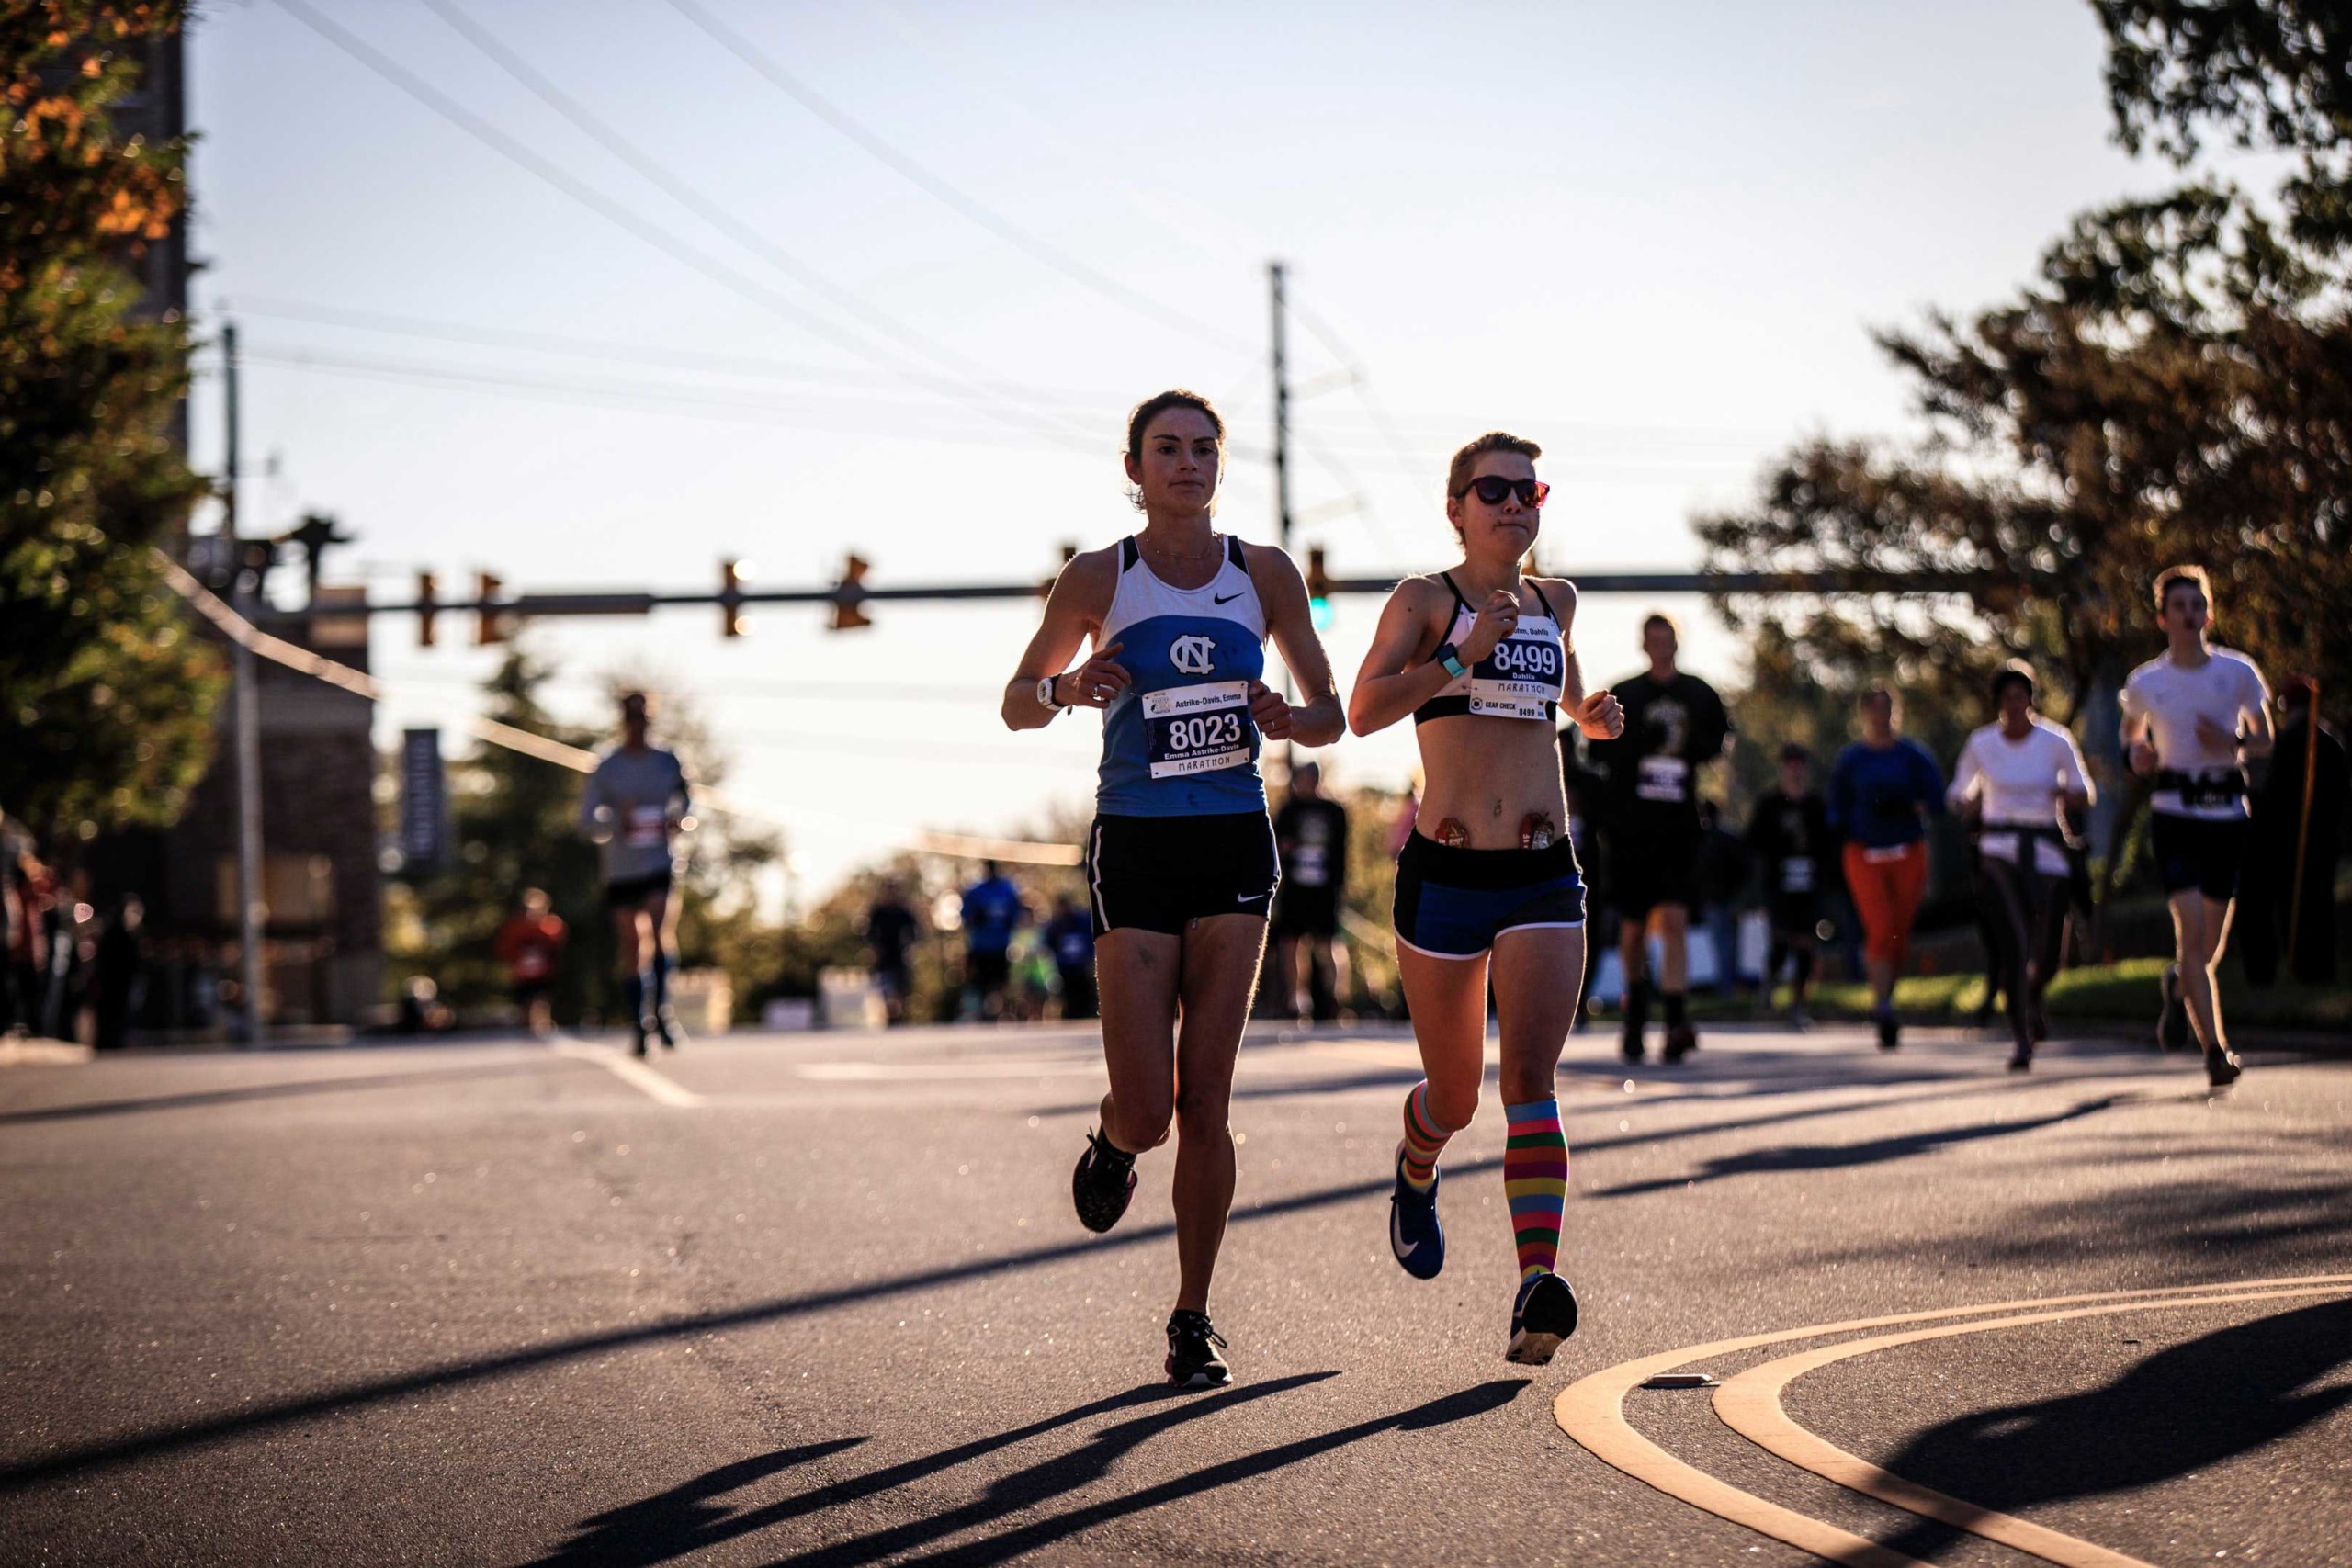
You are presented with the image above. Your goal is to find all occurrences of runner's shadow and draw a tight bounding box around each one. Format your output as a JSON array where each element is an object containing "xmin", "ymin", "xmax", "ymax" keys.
[
  {"xmin": 522, "ymin": 1376, "xmax": 1328, "ymax": 1568},
  {"xmin": 772, "ymin": 1375, "xmax": 1526, "ymax": 1568},
  {"xmin": 1873, "ymin": 1296, "xmax": 2352, "ymax": 1562},
  {"xmin": 1585, "ymin": 1094, "xmax": 2132, "ymax": 1198}
]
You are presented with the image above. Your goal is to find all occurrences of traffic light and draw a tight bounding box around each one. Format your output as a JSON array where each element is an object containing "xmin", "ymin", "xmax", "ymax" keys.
[
  {"xmin": 416, "ymin": 570, "xmax": 438, "ymax": 647},
  {"xmin": 475, "ymin": 571, "xmax": 504, "ymax": 646},
  {"xmin": 719, "ymin": 558, "xmax": 748, "ymax": 638},
  {"xmin": 1306, "ymin": 547, "xmax": 1334, "ymax": 631},
  {"xmin": 831, "ymin": 553, "xmax": 871, "ymax": 631}
]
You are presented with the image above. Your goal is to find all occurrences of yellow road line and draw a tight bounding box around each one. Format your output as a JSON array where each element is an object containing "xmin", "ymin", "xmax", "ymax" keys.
[
  {"xmin": 1554, "ymin": 1274, "xmax": 2352, "ymax": 1566},
  {"xmin": 1712, "ymin": 1282, "xmax": 2352, "ymax": 1568}
]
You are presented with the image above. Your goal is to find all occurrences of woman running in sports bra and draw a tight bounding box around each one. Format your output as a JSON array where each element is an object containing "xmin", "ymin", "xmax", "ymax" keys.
[
  {"xmin": 1948, "ymin": 660, "xmax": 2094, "ymax": 1071},
  {"xmin": 1347, "ymin": 431, "xmax": 1623, "ymax": 1365},
  {"xmin": 1002, "ymin": 389, "xmax": 1343, "ymax": 1388}
]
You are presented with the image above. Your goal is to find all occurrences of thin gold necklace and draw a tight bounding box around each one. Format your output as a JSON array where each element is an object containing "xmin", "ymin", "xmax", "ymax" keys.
[{"xmin": 1142, "ymin": 531, "xmax": 1220, "ymax": 566}]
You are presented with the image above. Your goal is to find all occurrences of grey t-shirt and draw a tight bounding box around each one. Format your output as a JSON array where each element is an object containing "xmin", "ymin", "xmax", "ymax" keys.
[{"xmin": 579, "ymin": 745, "xmax": 691, "ymax": 883}]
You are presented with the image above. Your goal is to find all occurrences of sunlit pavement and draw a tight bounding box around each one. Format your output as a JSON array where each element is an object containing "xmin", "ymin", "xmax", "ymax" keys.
[{"xmin": 3, "ymin": 1021, "xmax": 2347, "ymax": 1565}]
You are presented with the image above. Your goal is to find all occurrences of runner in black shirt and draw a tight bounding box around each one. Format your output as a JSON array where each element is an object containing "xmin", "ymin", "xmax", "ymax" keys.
[
  {"xmin": 1587, "ymin": 614, "xmax": 1731, "ymax": 1062},
  {"xmin": 1745, "ymin": 744, "xmax": 1833, "ymax": 1029}
]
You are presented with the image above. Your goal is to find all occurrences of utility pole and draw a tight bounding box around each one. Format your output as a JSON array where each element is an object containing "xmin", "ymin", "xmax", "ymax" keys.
[
  {"xmin": 1269, "ymin": 262, "xmax": 1295, "ymax": 774},
  {"xmin": 224, "ymin": 321, "xmax": 266, "ymax": 1045}
]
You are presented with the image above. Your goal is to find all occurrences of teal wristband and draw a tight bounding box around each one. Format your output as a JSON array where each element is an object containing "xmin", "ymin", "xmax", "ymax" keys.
[{"xmin": 1435, "ymin": 642, "xmax": 1468, "ymax": 680}]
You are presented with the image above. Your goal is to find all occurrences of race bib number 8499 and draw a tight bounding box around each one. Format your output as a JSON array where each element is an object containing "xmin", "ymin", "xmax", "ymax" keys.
[{"xmin": 1143, "ymin": 681, "xmax": 1257, "ymax": 778}]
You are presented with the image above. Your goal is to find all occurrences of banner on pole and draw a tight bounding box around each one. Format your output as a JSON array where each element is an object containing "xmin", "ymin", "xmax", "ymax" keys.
[{"xmin": 399, "ymin": 728, "xmax": 449, "ymax": 871}]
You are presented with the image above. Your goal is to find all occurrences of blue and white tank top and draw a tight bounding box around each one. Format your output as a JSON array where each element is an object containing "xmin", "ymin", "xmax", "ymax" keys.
[
  {"xmin": 1095, "ymin": 534, "xmax": 1269, "ymax": 817},
  {"xmin": 1412, "ymin": 574, "xmax": 1566, "ymax": 724}
]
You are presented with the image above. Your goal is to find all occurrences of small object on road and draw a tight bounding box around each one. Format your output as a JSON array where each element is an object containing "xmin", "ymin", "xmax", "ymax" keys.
[{"xmin": 1640, "ymin": 1371, "xmax": 1716, "ymax": 1390}]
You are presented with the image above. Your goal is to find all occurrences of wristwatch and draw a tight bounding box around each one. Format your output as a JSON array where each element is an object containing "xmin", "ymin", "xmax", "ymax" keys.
[
  {"xmin": 1434, "ymin": 641, "xmax": 1468, "ymax": 680},
  {"xmin": 1036, "ymin": 676, "xmax": 1066, "ymax": 710}
]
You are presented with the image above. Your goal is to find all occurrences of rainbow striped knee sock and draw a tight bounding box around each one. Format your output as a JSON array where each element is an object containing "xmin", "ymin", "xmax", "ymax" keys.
[
  {"xmin": 1398, "ymin": 1080, "xmax": 1453, "ymax": 1191},
  {"xmin": 1503, "ymin": 1098, "xmax": 1568, "ymax": 1281}
]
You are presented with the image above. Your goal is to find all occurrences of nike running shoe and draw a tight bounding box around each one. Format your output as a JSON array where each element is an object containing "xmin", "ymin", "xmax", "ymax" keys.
[
  {"xmin": 2205, "ymin": 1043, "xmax": 2244, "ymax": 1088},
  {"xmin": 1662, "ymin": 1023, "xmax": 1697, "ymax": 1063},
  {"xmin": 1505, "ymin": 1271, "xmax": 1580, "ymax": 1366},
  {"xmin": 1071, "ymin": 1127, "xmax": 1137, "ymax": 1234},
  {"xmin": 2156, "ymin": 964, "xmax": 2186, "ymax": 1052},
  {"xmin": 1875, "ymin": 1010, "xmax": 1900, "ymax": 1051},
  {"xmin": 1388, "ymin": 1145, "xmax": 1444, "ymax": 1280},
  {"xmin": 1166, "ymin": 1310, "xmax": 1231, "ymax": 1388}
]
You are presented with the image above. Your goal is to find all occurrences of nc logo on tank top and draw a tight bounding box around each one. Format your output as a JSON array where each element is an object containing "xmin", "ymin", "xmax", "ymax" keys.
[{"xmin": 1169, "ymin": 635, "xmax": 1216, "ymax": 676}]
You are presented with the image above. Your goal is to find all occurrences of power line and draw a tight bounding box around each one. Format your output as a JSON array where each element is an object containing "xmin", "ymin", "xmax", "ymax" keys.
[
  {"xmin": 267, "ymin": 0, "xmax": 1099, "ymax": 455},
  {"xmin": 414, "ymin": 0, "xmax": 1099, "ymax": 446},
  {"xmin": 663, "ymin": 0, "xmax": 1255, "ymax": 357}
]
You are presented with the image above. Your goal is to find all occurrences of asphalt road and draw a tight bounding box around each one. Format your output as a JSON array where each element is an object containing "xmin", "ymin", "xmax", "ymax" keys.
[{"xmin": 3, "ymin": 1019, "xmax": 2347, "ymax": 1566}]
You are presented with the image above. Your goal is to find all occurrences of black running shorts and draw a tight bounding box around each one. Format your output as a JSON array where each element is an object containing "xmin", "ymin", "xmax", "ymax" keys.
[
  {"xmin": 1609, "ymin": 831, "xmax": 1699, "ymax": 919},
  {"xmin": 604, "ymin": 869, "xmax": 674, "ymax": 908},
  {"xmin": 1084, "ymin": 812, "xmax": 1280, "ymax": 938},
  {"xmin": 2150, "ymin": 812, "xmax": 2248, "ymax": 902}
]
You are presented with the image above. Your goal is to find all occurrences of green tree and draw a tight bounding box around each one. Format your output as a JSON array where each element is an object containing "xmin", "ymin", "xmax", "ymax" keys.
[
  {"xmin": 1, "ymin": 3, "xmax": 221, "ymax": 842},
  {"xmin": 2094, "ymin": 0, "xmax": 2352, "ymax": 250}
]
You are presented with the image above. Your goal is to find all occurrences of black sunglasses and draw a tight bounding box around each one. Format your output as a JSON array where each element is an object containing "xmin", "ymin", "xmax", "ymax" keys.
[{"xmin": 1454, "ymin": 476, "xmax": 1549, "ymax": 507}]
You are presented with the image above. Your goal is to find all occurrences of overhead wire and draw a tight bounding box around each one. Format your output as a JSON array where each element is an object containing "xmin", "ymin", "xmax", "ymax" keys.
[
  {"xmin": 663, "ymin": 0, "xmax": 1255, "ymax": 357},
  {"xmin": 266, "ymin": 0, "xmax": 1101, "ymax": 455},
  {"xmin": 413, "ymin": 0, "xmax": 1102, "ymax": 446}
]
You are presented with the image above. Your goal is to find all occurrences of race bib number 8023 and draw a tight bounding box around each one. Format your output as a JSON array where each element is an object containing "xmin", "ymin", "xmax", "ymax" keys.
[{"xmin": 1142, "ymin": 681, "xmax": 1257, "ymax": 778}]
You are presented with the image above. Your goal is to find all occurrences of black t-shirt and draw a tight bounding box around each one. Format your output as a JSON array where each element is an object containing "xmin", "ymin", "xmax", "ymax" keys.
[
  {"xmin": 1588, "ymin": 671, "xmax": 1731, "ymax": 837},
  {"xmin": 865, "ymin": 900, "xmax": 919, "ymax": 969},
  {"xmin": 1745, "ymin": 791, "xmax": 1833, "ymax": 900},
  {"xmin": 1272, "ymin": 797, "xmax": 1350, "ymax": 894}
]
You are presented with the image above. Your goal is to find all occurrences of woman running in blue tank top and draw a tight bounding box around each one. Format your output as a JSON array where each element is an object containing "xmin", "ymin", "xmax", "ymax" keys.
[
  {"xmin": 1002, "ymin": 389, "xmax": 1344, "ymax": 1387},
  {"xmin": 1347, "ymin": 431, "xmax": 1623, "ymax": 1366}
]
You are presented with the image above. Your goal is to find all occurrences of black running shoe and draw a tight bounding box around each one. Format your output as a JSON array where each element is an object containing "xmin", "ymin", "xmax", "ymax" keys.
[
  {"xmin": 2007, "ymin": 1047, "xmax": 2033, "ymax": 1072},
  {"xmin": 1662, "ymin": 1023, "xmax": 1697, "ymax": 1063},
  {"xmin": 1071, "ymin": 1128, "xmax": 1137, "ymax": 1234},
  {"xmin": 2156, "ymin": 964, "xmax": 2186, "ymax": 1052},
  {"xmin": 631, "ymin": 1019, "xmax": 650, "ymax": 1059},
  {"xmin": 2205, "ymin": 1044, "xmax": 2244, "ymax": 1088},
  {"xmin": 1166, "ymin": 1310, "xmax": 1231, "ymax": 1387},
  {"xmin": 653, "ymin": 1007, "xmax": 683, "ymax": 1050},
  {"xmin": 1505, "ymin": 1271, "xmax": 1579, "ymax": 1365},
  {"xmin": 1620, "ymin": 1022, "xmax": 1646, "ymax": 1064},
  {"xmin": 1875, "ymin": 1010, "xmax": 1900, "ymax": 1051},
  {"xmin": 1388, "ymin": 1145, "xmax": 1444, "ymax": 1280}
]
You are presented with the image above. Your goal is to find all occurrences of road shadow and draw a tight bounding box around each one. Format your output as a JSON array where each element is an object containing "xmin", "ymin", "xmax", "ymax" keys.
[
  {"xmin": 1871, "ymin": 1296, "xmax": 2352, "ymax": 1562},
  {"xmin": 0, "ymin": 1058, "xmax": 565, "ymax": 1126},
  {"xmin": 1586, "ymin": 1093, "xmax": 2137, "ymax": 1198},
  {"xmin": 525, "ymin": 1372, "xmax": 1521, "ymax": 1568}
]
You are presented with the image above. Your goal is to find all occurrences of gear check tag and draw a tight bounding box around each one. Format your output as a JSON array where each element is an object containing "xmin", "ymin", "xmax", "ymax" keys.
[
  {"xmin": 1141, "ymin": 681, "xmax": 1258, "ymax": 779},
  {"xmin": 1468, "ymin": 635, "xmax": 1564, "ymax": 720}
]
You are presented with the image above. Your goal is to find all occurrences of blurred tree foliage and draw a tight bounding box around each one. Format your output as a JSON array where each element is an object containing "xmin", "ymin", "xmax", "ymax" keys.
[
  {"xmin": 1, "ymin": 3, "xmax": 221, "ymax": 842},
  {"xmin": 1701, "ymin": 7, "xmax": 2352, "ymax": 733}
]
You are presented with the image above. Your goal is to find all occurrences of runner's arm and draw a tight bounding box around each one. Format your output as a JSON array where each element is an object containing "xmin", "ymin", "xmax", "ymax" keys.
[
  {"xmin": 1248, "ymin": 545, "xmax": 1344, "ymax": 747},
  {"xmin": 1002, "ymin": 549, "xmax": 1122, "ymax": 732},
  {"xmin": 2240, "ymin": 664, "xmax": 2276, "ymax": 761},
  {"xmin": 1347, "ymin": 579, "xmax": 1454, "ymax": 736},
  {"xmin": 578, "ymin": 766, "xmax": 612, "ymax": 841}
]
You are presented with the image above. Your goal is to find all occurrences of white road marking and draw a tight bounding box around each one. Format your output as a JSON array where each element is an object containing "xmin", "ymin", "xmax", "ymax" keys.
[
  {"xmin": 549, "ymin": 1039, "xmax": 705, "ymax": 1107},
  {"xmin": 797, "ymin": 1058, "xmax": 1103, "ymax": 1081}
]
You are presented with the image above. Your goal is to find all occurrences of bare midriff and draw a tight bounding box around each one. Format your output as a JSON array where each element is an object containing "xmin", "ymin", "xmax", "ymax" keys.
[{"xmin": 1412, "ymin": 713, "xmax": 1569, "ymax": 850}]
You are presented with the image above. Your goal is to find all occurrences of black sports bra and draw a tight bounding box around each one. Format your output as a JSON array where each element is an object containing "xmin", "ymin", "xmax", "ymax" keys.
[{"xmin": 1412, "ymin": 574, "xmax": 1568, "ymax": 725}]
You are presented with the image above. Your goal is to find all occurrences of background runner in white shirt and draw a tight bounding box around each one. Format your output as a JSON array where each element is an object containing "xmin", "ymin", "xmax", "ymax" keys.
[{"xmin": 2118, "ymin": 564, "xmax": 2274, "ymax": 1085}]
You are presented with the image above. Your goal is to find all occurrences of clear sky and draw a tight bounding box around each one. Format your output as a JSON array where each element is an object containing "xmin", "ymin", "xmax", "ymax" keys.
[{"xmin": 186, "ymin": 0, "xmax": 2222, "ymax": 899}]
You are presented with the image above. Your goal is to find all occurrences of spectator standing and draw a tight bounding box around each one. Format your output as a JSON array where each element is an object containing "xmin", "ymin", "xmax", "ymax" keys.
[
  {"xmin": 1042, "ymin": 894, "xmax": 1098, "ymax": 1020},
  {"xmin": 493, "ymin": 888, "xmax": 569, "ymax": 1039},
  {"xmin": 1746, "ymin": 744, "xmax": 1834, "ymax": 1028},
  {"xmin": 959, "ymin": 860, "xmax": 1024, "ymax": 1021},
  {"xmin": 1272, "ymin": 761, "xmax": 1351, "ymax": 1021},
  {"xmin": 865, "ymin": 881, "xmax": 922, "ymax": 1023},
  {"xmin": 93, "ymin": 895, "xmax": 146, "ymax": 1050}
]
